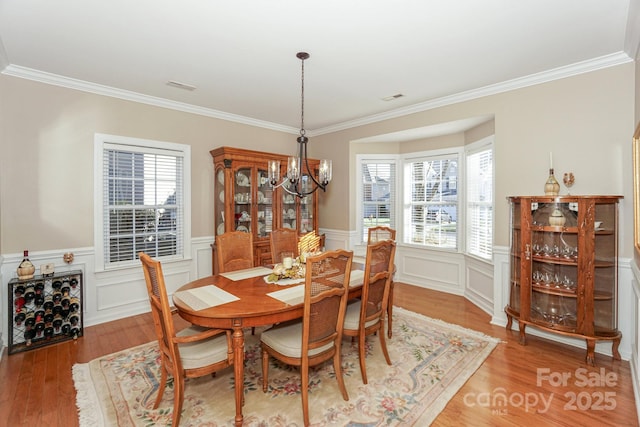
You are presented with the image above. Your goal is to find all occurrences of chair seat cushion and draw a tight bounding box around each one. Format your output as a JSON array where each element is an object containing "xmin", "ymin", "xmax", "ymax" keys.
[
  {"xmin": 343, "ymin": 300, "xmax": 380, "ymax": 331},
  {"xmin": 177, "ymin": 326, "xmax": 229, "ymax": 370},
  {"xmin": 261, "ymin": 321, "xmax": 334, "ymax": 358}
]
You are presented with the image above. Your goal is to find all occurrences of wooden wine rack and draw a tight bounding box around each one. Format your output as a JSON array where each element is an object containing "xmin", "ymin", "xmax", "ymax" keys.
[{"xmin": 8, "ymin": 270, "xmax": 83, "ymax": 354}]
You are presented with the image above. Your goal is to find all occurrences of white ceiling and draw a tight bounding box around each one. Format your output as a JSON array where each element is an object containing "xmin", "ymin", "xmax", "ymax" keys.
[{"xmin": 0, "ymin": 0, "xmax": 638, "ymax": 138}]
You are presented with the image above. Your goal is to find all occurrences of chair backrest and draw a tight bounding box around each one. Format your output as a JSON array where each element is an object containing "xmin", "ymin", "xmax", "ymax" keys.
[
  {"xmin": 216, "ymin": 231, "xmax": 254, "ymax": 273},
  {"xmin": 361, "ymin": 239, "xmax": 396, "ymax": 324},
  {"xmin": 298, "ymin": 230, "xmax": 323, "ymax": 254},
  {"xmin": 367, "ymin": 226, "xmax": 396, "ymax": 244},
  {"xmin": 270, "ymin": 228, "xmax": 299, "ymax": 263},
  {"xmin": 139, "ymin": 252, "xmax": 181, "ymax": 371},
  {"xmin": 302, "ymin": 249, "xmax": 353, "ymax": 356}
]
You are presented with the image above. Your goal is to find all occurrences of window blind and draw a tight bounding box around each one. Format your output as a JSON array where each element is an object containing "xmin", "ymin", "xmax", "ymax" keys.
[{"xmin": 103, "ymin": 146, "xmax": 183, "ymax": 265}]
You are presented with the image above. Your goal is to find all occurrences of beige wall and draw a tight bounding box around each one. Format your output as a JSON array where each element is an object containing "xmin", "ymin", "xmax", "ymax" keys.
[
  {"xmin": 0, "ymin": 75, "xmax": 294, "ymax": 252},
  {"xmin": 311, "ymin": 63, "xmax": 636, "ymax": 257},
  {"xmin": 0, "ymin": 62, "xmax": 637, "ymax": 258}
]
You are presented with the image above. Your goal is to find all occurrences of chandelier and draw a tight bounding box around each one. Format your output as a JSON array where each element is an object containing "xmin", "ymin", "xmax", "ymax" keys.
[{"xmin": 268, "ymin": 52, "xmax": 332, "ymax": 197}]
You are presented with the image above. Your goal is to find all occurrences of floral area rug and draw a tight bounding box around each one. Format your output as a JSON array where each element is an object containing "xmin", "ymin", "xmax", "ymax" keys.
[{"xmin": 73, "ymin": 307, "xmax": 499, "ymax": 426}]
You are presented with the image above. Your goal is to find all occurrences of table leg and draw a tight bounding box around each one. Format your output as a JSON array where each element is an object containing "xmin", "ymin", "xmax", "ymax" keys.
[{"xmin": 232, "ymin": 325, "xmax": 245, "ymax": 427}]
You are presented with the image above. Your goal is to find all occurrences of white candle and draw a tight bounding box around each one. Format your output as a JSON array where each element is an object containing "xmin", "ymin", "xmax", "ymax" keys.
[
  {"xmin": 549, "ymin": 152, "xmax": 553, "ymax": 170},
  {"xmin": 283, "ymin": 257, "xmax": 293, "ymax": 269}
]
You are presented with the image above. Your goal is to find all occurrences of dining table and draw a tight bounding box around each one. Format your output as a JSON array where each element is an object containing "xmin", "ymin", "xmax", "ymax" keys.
[{"xmin": 172, "ymin": 264, "xmax": 365, "ymax": 427}]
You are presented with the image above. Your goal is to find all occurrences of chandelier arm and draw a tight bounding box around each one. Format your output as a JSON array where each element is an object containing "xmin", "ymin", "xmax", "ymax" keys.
[{"xmin": 302, "ymin": 145, "xmax": 326, "ymax": 192}]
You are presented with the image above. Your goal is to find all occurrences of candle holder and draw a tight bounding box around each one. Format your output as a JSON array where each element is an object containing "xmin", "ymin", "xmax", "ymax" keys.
[{"xmin": 544, "ymin": 168, "xmax": 560, "ymax": 196}]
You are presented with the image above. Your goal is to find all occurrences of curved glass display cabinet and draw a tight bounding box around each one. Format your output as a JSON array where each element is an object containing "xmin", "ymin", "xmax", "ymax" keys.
[{"xmin": 506, "ymin": 195, "xmax": 622, "ymax": 365}]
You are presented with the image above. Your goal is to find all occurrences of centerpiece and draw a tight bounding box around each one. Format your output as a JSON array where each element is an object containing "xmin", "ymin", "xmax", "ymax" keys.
[{"xmin": 266, "ymin": 260, "xmax": 306, "ymax": 283}]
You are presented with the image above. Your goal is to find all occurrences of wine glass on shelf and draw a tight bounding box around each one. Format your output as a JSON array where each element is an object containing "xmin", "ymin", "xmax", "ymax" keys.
[{"xmin": 563, "ymin": 172, "xmax": 574, "ymax": 195}]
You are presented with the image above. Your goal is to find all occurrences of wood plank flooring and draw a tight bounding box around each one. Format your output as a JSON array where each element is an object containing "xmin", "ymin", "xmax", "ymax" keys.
[{"xmin": 0, "ymin": 282, "xmax": 636, "ymax": 426}]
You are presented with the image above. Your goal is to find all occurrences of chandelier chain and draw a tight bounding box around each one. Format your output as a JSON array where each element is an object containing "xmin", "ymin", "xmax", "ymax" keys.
[{"xmin": 300, "ymin": 56, "xmax": 305, "ymax": 137}]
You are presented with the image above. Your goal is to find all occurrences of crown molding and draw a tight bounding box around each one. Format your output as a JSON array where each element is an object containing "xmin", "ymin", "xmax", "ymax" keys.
[
  {"xmin": 311, "ymin": 52, "xmax": 633, "ymax": 137},
  {"xmin": 2, "ymin": 52, "xmax": 632, "ymax": 138},
  {"xmin": 1, "ymin": 65, "xmax": 299, "ymax": 135}
]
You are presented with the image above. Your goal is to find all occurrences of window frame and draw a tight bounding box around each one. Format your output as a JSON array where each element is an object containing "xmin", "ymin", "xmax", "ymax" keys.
[
  {"xmin": 355, "ymin": 154, "xmax": 399, "ymax": 244},
  {"xmin": 93, "ymin": 133, "xmax": 191, "ymax": 272}
]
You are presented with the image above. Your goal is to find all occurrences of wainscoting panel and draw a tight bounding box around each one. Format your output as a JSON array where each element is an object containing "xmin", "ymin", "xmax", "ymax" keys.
[
  {"xmin": 0, "ymin": 238, "xmax": 216, "ymax": 350},
  {"xmin": 398, "ymin": 248, "xmax": 465, "ymax": 295},
  {"xmin": 464, "ymin": 256, "xmax": 494, "ymax": 314}
]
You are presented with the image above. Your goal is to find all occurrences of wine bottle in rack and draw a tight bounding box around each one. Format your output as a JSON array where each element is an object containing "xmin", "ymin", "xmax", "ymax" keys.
[
  {"xmin": 34, "ymin": 294, "xmax": 44, "ymax": 307},
  {"xmin": 44, "ymin": 326, "xmax": 54, "ymax": 339},
  {"xmin": 24, "ymin": 286, "xmax": 35, "ymax": 303},
  {"xmin": 24, "ymin": 310, "xmax": 35, "ymax": 328},
  {"xmin": 53, "ymin": 315, "xmax": 63, "ymax": 331},
  {"xmin": 24, "ymin": 327, "xmax": 35, "ymax": 346},
  {"xmin": 14, "ymin": 285, "xmax": 25, "ymax": 298},
  {"xmin": 14, "ymin": 308, "xmax": 26, "ymax": 325}
]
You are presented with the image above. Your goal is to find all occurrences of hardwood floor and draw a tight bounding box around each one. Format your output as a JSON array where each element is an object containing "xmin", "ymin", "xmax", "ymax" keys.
[{"xmin": 0, "ymin": 282, "xmax": 636, "ymax": 426}]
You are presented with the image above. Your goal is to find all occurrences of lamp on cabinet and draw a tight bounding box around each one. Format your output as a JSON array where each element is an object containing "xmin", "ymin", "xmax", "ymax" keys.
[{"xmin": 268, "ymin": 52, "xmax": 332, "ymax": 198}]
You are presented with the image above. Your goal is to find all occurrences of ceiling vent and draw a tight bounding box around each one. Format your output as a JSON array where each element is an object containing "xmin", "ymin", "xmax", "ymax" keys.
[
  {"xmin": 166, "ymin": 80, "xmax": 197, "ymax": 91},
  {"xmin": 382, "ymin": 93, "xmax": 404, "ymax": 101}
]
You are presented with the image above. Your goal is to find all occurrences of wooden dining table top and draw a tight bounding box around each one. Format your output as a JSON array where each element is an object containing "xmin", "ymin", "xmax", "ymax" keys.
[{"xmin": 172, "ymin": 264, "xmax": 364, "ymax": 329}]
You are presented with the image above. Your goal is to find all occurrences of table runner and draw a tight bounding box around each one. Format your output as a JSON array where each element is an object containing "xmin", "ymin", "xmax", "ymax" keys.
[
  {"xmin": 174, "ymin": 285, "xmax": 239, "ymax": 311},
  {"xmin": 220, "ymin": 266, "xmax": 274, "ymax": 281},
  {"xmin": 267, "ymin": 285, "xmax": 304, "ymax": 305}
]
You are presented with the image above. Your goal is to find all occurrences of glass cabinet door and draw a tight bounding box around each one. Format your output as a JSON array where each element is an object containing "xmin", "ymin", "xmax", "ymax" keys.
[
  {"xmin": 281, "ymin": 184, "xmax": 297, "ymax": 231},
  {"xmin": 299, "ymin": 175, "xmax": 315, "ymax": 233},
  {"xmin": 233, "ymin": 167, "xmax": 252, "ymax": 233},
  {"xmin": 214, "ymin": 167, "xmax": 226, "ymax": 236},
  {"xmin": 257, "ymin": 167, "xmax": 274, "ymax": 238},
  {"xmin": 529, "ymin": 201, "xmax": 578, "ymax": 331},
  {"xmin": 508, "ymin": 200, "xmax": 522, "ymax": 314},
  {"xmin": 593, "ymin": 202, "xmax": 618, "ymax": 334}
]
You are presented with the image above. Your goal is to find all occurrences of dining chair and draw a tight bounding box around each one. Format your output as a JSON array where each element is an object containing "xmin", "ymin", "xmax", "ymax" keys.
[
  {"xmin": 261, "ymin": 249, "xmax": 353, "ymax": 426},
  {"xmin": 367, "ymin": 225, "xmax": 396, "ymax": 243},
  {"xmin": 270, "ymin": 228, "xmax": 299, "ymax": 263},
  {"xmin": 342, "ymin": 239, "xmax": 396, "ymax": 384},
  {"xmin": 216, "ymin": 231, "xmax": 257, "ymax": 334},
  {"xmin": 366, "ymin": 225, "xmax": 396, "ymax": 338},
  {"xmin": 216, "ymin": 230, "xmax": 254, "ymax": 273},
  {"xmin": 139, "ymin": 252, "xmax": 233, "ymax": 427}
]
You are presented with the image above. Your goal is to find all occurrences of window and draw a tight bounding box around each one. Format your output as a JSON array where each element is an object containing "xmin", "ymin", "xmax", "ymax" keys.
[
  {"xmin": 94, "ymin": 134, "xmax": 191, "ymax": 270},
  {"xmin": 357, "ymin": 156, "xmax": 397, "ymax": 242},
  {"xmin": 404, "ymin": 150, "xmax": 459, "ymax": 249},
  {"xmin": 466, "ymin": 138, "xmax": 493, "ymax": 259}
]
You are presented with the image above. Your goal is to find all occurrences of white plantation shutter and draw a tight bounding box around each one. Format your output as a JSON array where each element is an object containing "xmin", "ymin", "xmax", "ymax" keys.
[
  {"xmin": 361, "ymin": 160, "xmax": 396, "ymax": 242},
  {"xmin": 404, "ymin": 153, "xmax": 458, "ymax": 249},
  {"xmin": 96, "ymin": 135, "xmax": 189, "ymax": 269},
  {"xmin": 466, "ymin": 144, "xmax": 493, "ymax": 259}
]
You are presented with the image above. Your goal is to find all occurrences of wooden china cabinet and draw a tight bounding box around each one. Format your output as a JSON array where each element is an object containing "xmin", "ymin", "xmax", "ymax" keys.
[
  {"xmin": 210, "ymin": 146, "xmax": 321, "ymax": 274},
  {"xmin": 505, "ymin": 195, "xmax": 622, "ymax": 365}
]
